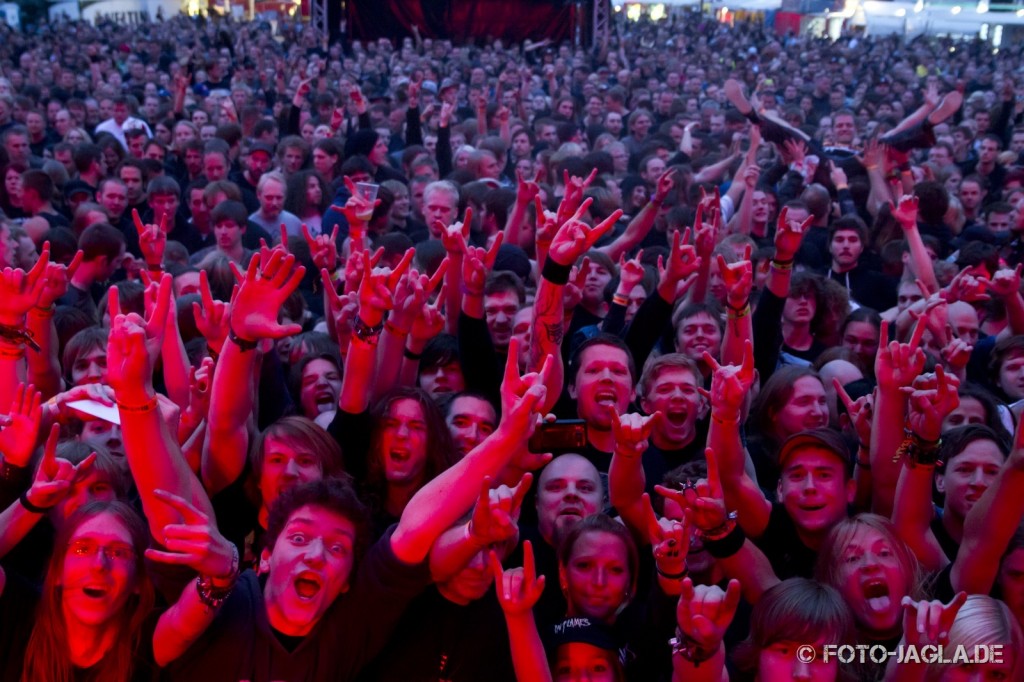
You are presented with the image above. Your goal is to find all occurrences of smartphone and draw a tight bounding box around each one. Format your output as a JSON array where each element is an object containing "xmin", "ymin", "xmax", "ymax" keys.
[{"xmin": 528, "ymin": 420, "xmax": 587, "ymax": 454}]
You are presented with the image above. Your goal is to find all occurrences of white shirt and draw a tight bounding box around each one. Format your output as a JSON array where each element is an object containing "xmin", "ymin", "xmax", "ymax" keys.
[{"xmin": 94, "ymin": 116, "xmax": 153, "ymax": 150}]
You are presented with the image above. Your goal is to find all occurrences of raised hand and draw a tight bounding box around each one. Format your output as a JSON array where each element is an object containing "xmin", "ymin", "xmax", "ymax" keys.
[
  {"xmin": 462, "ymin": 232, "xmax": 503, "ymax": 297},
  {"xmin": 499, "ymin": 337, "xmax": 551, "ymax": 439},
  {"xmin": 835, "ymin": 379, "xmax": 873, "ymax": 448},
  {"xmin": 26, "ymin": 423, "xmax": 96, "ymax": 510},
  {"xmin": 343, "ymin": 246, "xmax": 383, "ymax": 296},
  {"xmin": 943, "ymin": 265, "xmax": 990, "ymax": 303},
  {"xmin": 468, "ymin": 474, "xmax": 532, "ymax": 547},
  {"xmin": 612, "ymin": 411, "xmax": 661, "ymax": 458},
  {"xmin": 439, "ymin": 207, "xmax": 473, "ymax": 256},
  {"xmin": 192, "ymin": 270, "xmax": 230, "ymax": 354},
  {"xmin": 490, "ymin": 540, "xmax": 545, "ymax": 616},
  {"xmin": 717, "ymin": 247, "xmax": 753, "ymax": 310},
  {"xmin": 773, "ymin": 206, "xmax": 813, "ymax": 262},
  {"xmin": 144, "ymin": 489, "xmax": 237, "ymax": 579},
  {"xmin": 534, "ymin": 196, "xmax": 559, "ymax": 248},
  {"xmin": 654, "ymin": 168, "xmax": 677, "ymax": 203},
  {"xmin": 693, "ymin": 207, "xmax": 717, "ymax": 260},
  {"xmin": 0, "ymin": 244, "xmax": 50, "ymax": 326},
  {"xmin": 703, "ymin": 340, "xmax": 755, "ymax": 421},
  {"xmin": 548, "ymin": 198, "xmax": 622, "ymax": 267},
  {"xmin": 645, "ymin": 493, "xmax": 690, "ymax": 575},
  {"xmin": 558, "ymin": 169, "xmax": 598, "ymax": 218},
  {"xmin": 892, "ymin": 194, "xmax": 919, "ymax": 230},
  {"xmin": 358, "ymin": 248, "xmax": 413, "ymax": 323},
  {"xmin": 107, "ymin": 310, "xmax": 156, "ymax": 405},
  {"xmin": 410, "ymin": 284, "xmax": 447, "ymax": 342},
  {"xmin": 940, "ymin": 337, "xmax": 973, "ymax": 376},
  {"xmin": 875, "ymin": 319, "xmax": 927, "ymax": 392},
  {"xmin": 334, "ymin": 176, "xmax": 379, "ymax": 227},
  {"xmin": 617, "ymin": 250, "xmax": 646, "ymax": 296},
  {"xmin": 988, "ymin": 265, "xmax": 1022, "ymax": 299},
  {"xmin": 515, "ymin": 169, "xmax": 545, "ymax": 207},
  {"xmin": 228, "ymin": 250, "xmax": 306, "ymax": 342},
  {"xmin": 36, "ymin": 250, "xmax": 83, "ymax": 309},
  {"xmin": 133, "ymin": 209, "xmax": 167, "ymax": 268},
  {"xmin": 905, "ymin": 365, "xmax": 960, "ymax": 442},
  {"xmin": 0, "ymin": 383, "xmax": 42, "ymax": 467},
  {"xmin": 657, "ymin": 448, "xmax": 729, "ymax": 535},
  {"xmin": 676, "ymin": 578, "xmax": 741, "ymax": 652},
  {"xmin": 321, "ymin": 268, "xmax": 360, "ymax": 342},
  {"xmin": 900, "ymin": 592, "xmax": 967, "ymax": 648},
  {"xmin": 302, "ymin": 223, "xmax": 340, "ymax": 273},
  {"xmin": 184, "ymin": 356, "xmax": 215, "ymax": 425},
  {"xmin": 657, "ymin": 229, "xmax": 701, "ymax": 302}
]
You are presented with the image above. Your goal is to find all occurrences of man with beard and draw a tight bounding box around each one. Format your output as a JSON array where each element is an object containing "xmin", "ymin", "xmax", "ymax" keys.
[
  {"xmin": 518, "ymin": 453, "xmax": 605, "ymax": 633},
  {"xmin": 825, "ymin": 216, "xmax": 896, "ymax": 311}
]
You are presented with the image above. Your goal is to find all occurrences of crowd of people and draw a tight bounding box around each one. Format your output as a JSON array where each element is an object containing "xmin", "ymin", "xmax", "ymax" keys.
[{"xmin": 2, "ymin": 7, "xmax": 1024, "ymax": 681}]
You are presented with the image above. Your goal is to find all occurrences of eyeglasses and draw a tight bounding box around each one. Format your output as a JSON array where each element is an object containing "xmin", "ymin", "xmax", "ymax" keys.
[{"xmin": 67, "ymin": 539, "xmax": 135, "ymax": 563}]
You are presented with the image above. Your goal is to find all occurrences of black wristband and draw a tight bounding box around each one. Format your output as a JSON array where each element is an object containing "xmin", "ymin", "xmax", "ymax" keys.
[
  {"xmin": 704, "ymin": 524, "xmax": 746, "ymax": 559},
  {"xmin": 542, "ymin": 258, "xmax": 572, "ymax": 285},
  {"xmin": 228, "ymin": 328, "xmax": 258, "ymax": 352},
  {"xmin": 403, "ymin": 347, "xmax": 423, "ymax": 361},
  {"xmin": 20, "ymin": 491, "xmax": 52, "ymax": 514}
]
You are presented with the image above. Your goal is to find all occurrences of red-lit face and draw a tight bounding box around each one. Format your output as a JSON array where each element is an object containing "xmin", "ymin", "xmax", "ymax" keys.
[{"xmin": 61, "ymin": 513, "xmax": 139, "ymax": 629}]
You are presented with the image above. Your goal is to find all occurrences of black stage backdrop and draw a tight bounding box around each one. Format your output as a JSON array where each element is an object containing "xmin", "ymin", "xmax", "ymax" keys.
[{"xmin": 344, "ymin": 0, "xmax": 575, "ymax": 43}]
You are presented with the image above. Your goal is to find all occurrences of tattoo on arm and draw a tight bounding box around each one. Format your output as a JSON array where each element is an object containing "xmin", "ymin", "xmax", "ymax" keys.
[{"xmin": 543, "ymin": 321, "xmax": 564, "ymax": 346}]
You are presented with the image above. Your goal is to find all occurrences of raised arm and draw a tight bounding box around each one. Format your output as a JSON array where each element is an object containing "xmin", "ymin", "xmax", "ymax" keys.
[
  {"xmin": 0, "ymin": 249, "xmax": 50, "ymax": 409},
  {"xmin": 534, "ymin": 198, "xmax": 621, "ymax": 409},
  {"xmin": 891, "ymin": 367, "xmax": 960, "ymax": 573},
  {"xmin": 670, "ymin": 578, "xmax": 740, "ymax": 682},
  {"xmin": 892, "ymin": 195, "xmax": 939, "ymax": 296},
  {"xmin": 376, "ymin": 263, "xmax": 445, "ymax": 398},
  {"xmin": 339, "ymin": 248, "xmax": 413, "ymax": 414},
  {"xmin": 871, "ymin": 320, "xmax": 927, "ymax": 517},
  {"xmin": 597, "ymin": 168, "xmax": 675, "ymax": 262},
  {"xmin": 608, "ymin": 412, "xmax": 661, "ymax": 538},
  {"xmin": 718, "ymin": 249, "xmax": 754, "ymax": 368},
  {"xmin": 659, "ymin": 453, "xmax": 779, "ymax": 604},
  {"xmin": 491, "ymin": 541, "xmax": 551, "ymax": 682},
  {"xmin": 703, "ymin": 346, "xmax": 771, "ymax": 537},
  {"xmin": 150, "ymin": 490, "xmax": 238, "ymax": 666},
  {"xmin": 428, "ymin": 474, "xmax": 529, "ymax": 583},
  {"xmin": 106, "ymin": 275, "xmax": 214, "ymax": 543},
  {"xmin": 26, "ymin": 251, "xmax": 81, "ymax": 399},
  {"xmin": 202, "ymin": 251, "xmax": 304, "ymax": 494},
  {"xmin": 0, "ymin": 424, "xmax": 95, "ymax": 559},
  {"xmin": 389, "ymin": 339, "xmax": 550, "ymax": 564},
  {"xmin": 504, "ymin": 169, "xmax": 543, "ymax": 253}
]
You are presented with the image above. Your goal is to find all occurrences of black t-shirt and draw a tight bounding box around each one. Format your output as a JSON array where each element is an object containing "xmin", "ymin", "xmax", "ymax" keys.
[
  {"xmin": 930, "ymin": 511, "xmax": 960, "ymax": 564},
  {"xmin": 641, "ymin": 419, "xmax": 710, "ymax": 494},
  {"xmin": 753, "ymin": 503, "xmax": 820, "ymax": 580},
  {"xmin": 358, "ymin": 587, "xmax": 515, "ymax": 682},
  {"xmin": 163, "ymin": 526, "xmax": 430, "ymax": 682}
]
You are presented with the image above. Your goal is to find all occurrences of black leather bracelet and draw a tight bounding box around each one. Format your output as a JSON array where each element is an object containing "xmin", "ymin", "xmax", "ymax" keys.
[
  {"xmin": 541, "ymin": 258, "xmax": 572, "ymax": 285},
  {"xmin": 403, "ymin": 347, "xmax": 423, "ymax": 361},
  {"xmin": 20, "ymin": 491, "xmax": 52, "ymax": 514},
  {"xmin": 228, "ymin": 328, "xmax": 258, "ymax": 352},
  {"xmin": 704, "ymin": 524, "xmax": 746, "ymax": 559}
]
